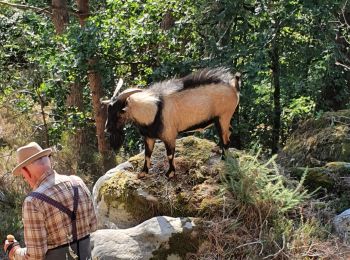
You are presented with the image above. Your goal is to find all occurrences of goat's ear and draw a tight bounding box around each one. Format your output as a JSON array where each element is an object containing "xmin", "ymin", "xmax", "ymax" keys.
[
  {"xmin": 112, "ymin": 78, "xmax": 124, "ymax": 98},
  {"xmin": 232, "ymin": 72, "xmax": 242, "ymax": 91}
]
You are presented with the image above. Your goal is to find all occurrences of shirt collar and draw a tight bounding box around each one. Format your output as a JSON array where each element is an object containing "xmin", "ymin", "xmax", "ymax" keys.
[{"xmin": 33, "ymin": 168, "xmax": 54, "ymax": 190}]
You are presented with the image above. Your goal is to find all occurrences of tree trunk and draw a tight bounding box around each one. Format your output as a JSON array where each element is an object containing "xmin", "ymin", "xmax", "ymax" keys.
[
  {"xmin": 51, "ymin": 0, "xmax": 69, "ymax": 34},
  {"xmin": 87, "ymin": 59, "xmax": 115, "ymax": 171},
  {"xmin": 51, "ymin": 0, "xmax": 90, "ymax": 173},
  {"xmin": 37, "ymin": 90, "xmax": 50, "ymax": 147},
  {"xmin": 64, "ymin": 0, "xmax": 92, "ymax": 174},
  {"xmin": 270, "ymin": 43, "xmax": 281, "ymax": 154},
  {"xmin": 76, "ymin": 0, "xmax": 115, "ymax": 172},
  {"xmin": 76, "ymin": 0, "xmax": 89, "ymax": 26}
]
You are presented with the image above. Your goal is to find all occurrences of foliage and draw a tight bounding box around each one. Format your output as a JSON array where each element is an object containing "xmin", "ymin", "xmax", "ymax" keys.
[
  {"xmin": 223, "ymin": 149, "xmax": 309, "ymax": 213},
  {"xmin": 192, "ymin": 150, "xmax": 343, "ymax": 259},
  {"xmin": 1, "ymin": 0, "xmax": 349, "ymax": 152},
  {"xmin": 1, "ymin": 0, "xmax": 350, "ymax": 257},
  {"xmin": 281, "ymin": 96, "xmax": 315, "ymax": 143}
]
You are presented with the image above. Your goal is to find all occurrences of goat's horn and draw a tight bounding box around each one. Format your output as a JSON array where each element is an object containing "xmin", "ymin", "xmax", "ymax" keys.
[
  {"xmin": 112, "ymin": 78, "xmax": 124, "ymax": 98},
  {"xmin": 100, "ymin": 98, "xmax": 111, "ymax": 105},
  {"xmin": 117, "ymin": 88, "xmax": 143, "ymax": 102}
]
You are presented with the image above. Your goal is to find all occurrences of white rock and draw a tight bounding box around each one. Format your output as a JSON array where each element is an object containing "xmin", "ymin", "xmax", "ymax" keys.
[
  {"xmin": 91, "ymin": 216, "xmax": 196, "ymax": 260},
  {"xmin": 333, "ymin": 209, "xmax": 350, "ymax": 241},
  {"xmin": 92, "ymin": 162, "xmax": 137, "ymax": 229}
]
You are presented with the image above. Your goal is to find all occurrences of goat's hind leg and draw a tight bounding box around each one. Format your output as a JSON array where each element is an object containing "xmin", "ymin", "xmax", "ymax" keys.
[
  {"xmin": 138, "ymin": 137, "xmax": 155, "ymax": 179},
  {"xmin": 214, "ymin": 116, "xmax": 232, "ymax": 159},
  {"xmin": 164, "ymin": 141, "xmax": 176, "ymax": 179}
]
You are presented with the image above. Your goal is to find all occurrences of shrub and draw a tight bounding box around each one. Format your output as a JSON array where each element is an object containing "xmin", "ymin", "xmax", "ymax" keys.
[{"xmin": 191, "ymin": 149, "xmax": 344, "ymax": 259}]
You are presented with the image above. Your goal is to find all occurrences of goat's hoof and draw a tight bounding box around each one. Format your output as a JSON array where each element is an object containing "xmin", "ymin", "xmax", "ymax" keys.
[
  {"xmin": 137, "ymin": 172, "xmax": 147, "ymax": 179},
  {"xmin": 211, "ymin": 146, "xmax": 221, "ymax": 154},
  {"xmin": 166, "ymin": 171, "xmax": 175, "ymax": 179}
]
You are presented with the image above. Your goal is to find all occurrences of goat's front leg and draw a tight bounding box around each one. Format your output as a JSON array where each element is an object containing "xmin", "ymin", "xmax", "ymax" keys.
[
  {"xmin": 138, "ymin": 137, "xmax": 155, "ymax": 179},
  {"xmin": 164, "ymin": 141, "xmax": 176, "ymax": 179}
]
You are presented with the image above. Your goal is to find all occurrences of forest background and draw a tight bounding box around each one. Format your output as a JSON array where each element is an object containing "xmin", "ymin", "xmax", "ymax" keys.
[{"xmin": 0, "ymin": 0, "xmax": 349, "ymax": 258}]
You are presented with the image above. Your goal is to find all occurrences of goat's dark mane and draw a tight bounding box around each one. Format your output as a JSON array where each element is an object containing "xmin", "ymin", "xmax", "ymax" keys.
[
  {"xmin": 180, "ymin": 67, "xmax": 233, "ymax": 90},
  {"xmin": 147, "ymin": 67, "xmax": 233, "ymax": 97}
]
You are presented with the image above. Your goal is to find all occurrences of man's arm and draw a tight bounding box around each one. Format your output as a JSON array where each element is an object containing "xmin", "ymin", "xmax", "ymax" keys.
[
  {"xmin": 75, "ymin": 176, "xmax": 98, "ymax": 232},
  {"xmin": 22, "ymin": 198, "xmax": 48, "ymax": 259}
]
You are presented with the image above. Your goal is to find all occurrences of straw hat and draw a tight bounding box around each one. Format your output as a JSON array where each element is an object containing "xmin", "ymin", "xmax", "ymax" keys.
[{"xmin": 12, "ymin": 142, "xmax": 52, "ymax": 176}]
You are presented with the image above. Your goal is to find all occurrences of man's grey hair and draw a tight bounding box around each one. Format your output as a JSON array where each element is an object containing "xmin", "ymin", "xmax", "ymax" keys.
[{"xmin": 32, "ymin": 156, "xmax": 51, "ymax": 167}]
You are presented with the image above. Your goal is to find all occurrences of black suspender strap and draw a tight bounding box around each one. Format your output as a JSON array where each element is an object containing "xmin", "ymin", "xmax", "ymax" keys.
[
  {"xmin": 27, "ymin": 177, "xmax": 80, "ymax": 259},
  {"xmin": 71, "ymin": 182, "xmax": 79, "ymax": 241},
  {"xmin": 71, "ymin": 179, "xmax": 80, "ymax": 259}
]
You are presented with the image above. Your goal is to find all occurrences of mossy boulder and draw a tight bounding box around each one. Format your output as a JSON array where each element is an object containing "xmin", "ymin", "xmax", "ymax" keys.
[
  {"xmin": 290, "ymin": 162, "xmax": 350, "ymax": 191},
  {"xmin": 281, "ymin": 110, "xmax": 350, "ymax": 167},
  {"xmin": 93, "ymin": 136, "xmax": 225, "ymax": 228},
  {"xmin": 279, "ymin": 110, "xmax": 350, "ymax": 192}
]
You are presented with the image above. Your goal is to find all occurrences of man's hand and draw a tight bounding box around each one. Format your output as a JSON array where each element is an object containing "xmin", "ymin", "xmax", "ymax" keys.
[{"xmin": 3, "ymin": 235, "xmax": 20, "ymax": 260}]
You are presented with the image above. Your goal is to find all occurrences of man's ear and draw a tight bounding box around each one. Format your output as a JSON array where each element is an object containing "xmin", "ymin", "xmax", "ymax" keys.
[{"xmin": 21, "ymin": 167, "xmax": 31, "ymax": 178}]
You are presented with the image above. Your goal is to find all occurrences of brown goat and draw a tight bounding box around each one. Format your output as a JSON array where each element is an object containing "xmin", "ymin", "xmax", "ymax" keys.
[{"xmin": 104, "ymin": 68, "xmax": 241, "ymax": 179}]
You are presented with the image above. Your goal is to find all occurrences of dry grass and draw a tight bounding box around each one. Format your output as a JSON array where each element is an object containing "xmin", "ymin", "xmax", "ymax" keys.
[
  {"xmin": 187, "ymin": 150, "xmax": 350, "ymax": 260},
  {"xmin": 189, "ymin": 202, "xmax": 350, "ymax": 260}
]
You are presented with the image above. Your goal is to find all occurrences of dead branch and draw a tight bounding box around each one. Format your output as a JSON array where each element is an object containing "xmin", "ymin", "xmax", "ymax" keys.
[
  {"xmin": 0, "ymin": 1, "xmax": 52, "ymax": 16},
  {"xmin": 335, "ymin": 61, "xmax": 350, "ymax": 71},
  {"xmin": 263, "ymin": 234, "xmax": 286, "ymax": 259}
]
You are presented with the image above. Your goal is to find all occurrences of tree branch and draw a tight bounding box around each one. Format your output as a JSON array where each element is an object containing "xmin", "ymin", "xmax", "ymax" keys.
[
  {"xmin": 341, "ymin": 0, "xmax": 350, "ymax": 27},
  {"xmin": 0, "ymin": 1, "xmax": 52, "ymax": 16},
  {"xmin": 335, "ymin": 61, "xmax": 350, "ymax": 71}
]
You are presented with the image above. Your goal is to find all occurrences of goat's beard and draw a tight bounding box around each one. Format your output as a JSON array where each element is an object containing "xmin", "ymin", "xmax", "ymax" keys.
[{"xmin": 109, "ymin": 127, "xmax": 124, "ymax": 151}]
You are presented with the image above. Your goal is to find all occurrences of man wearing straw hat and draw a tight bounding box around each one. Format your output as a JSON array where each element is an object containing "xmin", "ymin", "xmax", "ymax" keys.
[{"xmin": 3, "ymin": 142, "xmax": 97, "ymax": 260}]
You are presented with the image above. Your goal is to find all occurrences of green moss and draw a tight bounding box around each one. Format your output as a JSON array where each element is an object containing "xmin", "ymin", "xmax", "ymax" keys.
[
  {"xmin": 98, "ymin": 170, "xmax": 158, "ymax": 222},
  {"xmin": 340, "ymin": 141, "xmax": 350, "ymax": 161},
  {"xmin": 198, "ymin": 196, "xmax": 223, "ymax": 216},
  {"xmin": 98, "ymin": 170, "xmax": 133, "ymax": 203},
  {"xmin": 151, "ymin": 230, "xmax": 199, "ymax": 260},
  {"xmin": 128, "ymin": 153, "xmax": 145, "ymax": 169},
  {"xmin": 282, "ymin": 110, "xmax": 350, "ymax": 167},
  {"xmin": 176, "ymin": 136, "xmax": 214, "ymax": 163},
  {"xmin": 325, "ymin": 161, "xmax": 350, "ymax": 174},
  {"xmin": 291, "ymin": 167, "xmax": 334, "ymax": 190}
]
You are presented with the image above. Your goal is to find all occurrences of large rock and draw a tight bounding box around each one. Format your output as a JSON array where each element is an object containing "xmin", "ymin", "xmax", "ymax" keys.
[
  {"xmin": 279, "ymin": 110, "xmax": 350, "ymax": 193},
  {"xmin": 93, "ymin": 136, "xmax": 225, "ymax": 229},
  {"xmin": 92, "ymin": 161, "xmax": 137, "ymax": 228},
  {"xmin": 333, "ymin": 209, "xmax": 350, "ymax": 242},
  {"xmin": 290, "ymin": 162, "xmax": 350, "ymax": 191},
  {"xmin": 91, "ymin": 216, "xmax": 200, "ymax": 260},
  {"xmin": 281, "ymin": 110, "xmax": 350, "ymax": 168}
]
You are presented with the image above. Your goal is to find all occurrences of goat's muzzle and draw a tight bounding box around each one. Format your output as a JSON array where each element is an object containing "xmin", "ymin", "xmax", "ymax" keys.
[
  {"xmin": 108, "ymin": 127, "xmax": 125, "ymax": 152},
  {"xmin": 104, "ymin": 130, "xmax": 111, "ymax": 138}
]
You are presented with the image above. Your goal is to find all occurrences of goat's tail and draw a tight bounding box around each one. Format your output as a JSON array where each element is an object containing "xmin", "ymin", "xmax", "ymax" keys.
[{"xmin": 231, "ymin": 72, "xmax": 241, "ymax": 92}]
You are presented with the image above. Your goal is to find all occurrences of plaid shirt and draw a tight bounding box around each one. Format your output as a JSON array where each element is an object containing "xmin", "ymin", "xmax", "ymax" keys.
[{"xmin": 15, "ymin": 169, "xmax": 97, "ymax": 259}]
